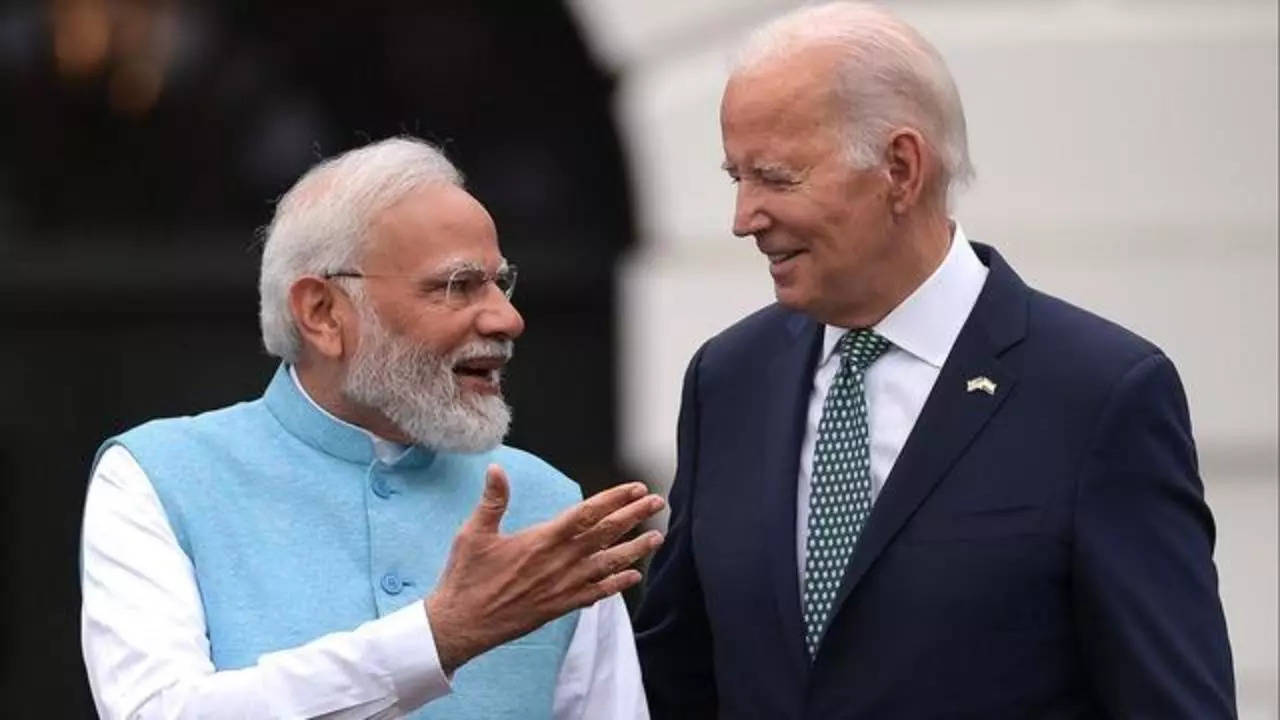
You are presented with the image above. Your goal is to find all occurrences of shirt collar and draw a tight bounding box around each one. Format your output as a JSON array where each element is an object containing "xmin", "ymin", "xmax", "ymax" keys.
[
  {"xmin": 262, "ymin": 363, "xmax": 430, "ymax": 467},
  {"xmin": 288, "ymin": 365, "xmax": 410, "ymax": 464},
  {"xmin": 822, "ymin": 223, "xmax": 988, "ymax": 369}
]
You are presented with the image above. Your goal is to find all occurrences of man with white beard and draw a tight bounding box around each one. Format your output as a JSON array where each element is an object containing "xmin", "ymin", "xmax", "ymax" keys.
[{"xmin": 80, "ymin": 137, "xmax": 662, "ymax": 720}]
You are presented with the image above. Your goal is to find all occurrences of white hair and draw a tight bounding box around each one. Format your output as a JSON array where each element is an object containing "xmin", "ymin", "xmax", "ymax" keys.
[
  {"xmin": 259, "ymin": 136, "xmax": 463, "ymax": 362},
  {"xmin": 734, "ymin": 1, "xmax": 973, "ymax": 197}
]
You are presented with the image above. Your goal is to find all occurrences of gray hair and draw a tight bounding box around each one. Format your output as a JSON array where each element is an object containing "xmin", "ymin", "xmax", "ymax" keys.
[
  {"xmin": 734, "ymin": 1, "xmax": 973, "ymax": 197},
  {"xmin": 259, "ymin": 137, "xmax": 464, "ymax": 362}
]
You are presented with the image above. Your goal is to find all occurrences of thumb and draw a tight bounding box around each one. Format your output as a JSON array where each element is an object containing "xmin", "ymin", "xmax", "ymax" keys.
[{"xmin": 469, "ymin": 464, "xmax": 510, "ymax": 535}]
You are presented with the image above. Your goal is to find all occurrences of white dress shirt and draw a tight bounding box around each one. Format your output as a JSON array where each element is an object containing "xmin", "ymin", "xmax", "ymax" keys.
[
  {"xmin": 81, "ymin": 370, "xmax": 648, "ymax": 720},
  {"xmin": 796, "ymin": 226, "xmax": 988, "ymax": 577}
]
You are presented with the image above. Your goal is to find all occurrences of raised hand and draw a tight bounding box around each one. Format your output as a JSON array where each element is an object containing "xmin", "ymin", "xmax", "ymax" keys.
[{"xmin": 425, "ymin": 464, "xmax": 665, "ymax": 673}]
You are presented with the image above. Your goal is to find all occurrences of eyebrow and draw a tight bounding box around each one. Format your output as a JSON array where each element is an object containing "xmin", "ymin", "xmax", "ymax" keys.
[
  {"xmin": 721, "ymin": 160, "xmax": 800, "ymax": 178},
  {"xmin": 430, "ymin": 257, "xmax": 510, "ymax": 278},
  {"xmin": 758, "ymin": 162, "xmax": 801, "ymax": 177}
]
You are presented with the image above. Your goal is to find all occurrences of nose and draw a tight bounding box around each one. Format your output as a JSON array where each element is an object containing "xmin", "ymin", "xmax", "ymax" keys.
[
  {"xmin": 732, "ymin": 183, "xmax": 770, "ymax": 237},
  {"xmin": 475, "ymin": 286, "xmax": 525, "ymax": 340}
]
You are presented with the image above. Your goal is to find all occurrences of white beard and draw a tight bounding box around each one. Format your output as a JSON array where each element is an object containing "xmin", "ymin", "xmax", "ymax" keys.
[{"xmin": 341, "ymin": 304, "xmax": 513, "ymax": 454}]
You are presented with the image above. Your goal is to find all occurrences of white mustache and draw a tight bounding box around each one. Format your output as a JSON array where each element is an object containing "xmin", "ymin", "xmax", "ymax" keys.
[{"xmin": 449, "ymin": 340, "xmax": 514, "ymax": 365}]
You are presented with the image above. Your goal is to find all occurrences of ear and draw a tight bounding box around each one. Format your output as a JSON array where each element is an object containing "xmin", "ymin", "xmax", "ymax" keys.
[
  {"xmin": 884, "ymin": 128, "xmax": 930, "ymax": 215},
  {"xmin": 288, "ymin": 276, "xmax": 350, "ymax": 360}
]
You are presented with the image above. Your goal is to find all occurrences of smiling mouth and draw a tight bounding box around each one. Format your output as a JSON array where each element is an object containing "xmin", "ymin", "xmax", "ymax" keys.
[
  {"xmin": 765, "ymin": 250, "xmax": 803, "ymax": 265},
  {"xmin": 453, "ymin": 357, "xmax": 506, "ymax": 388}
]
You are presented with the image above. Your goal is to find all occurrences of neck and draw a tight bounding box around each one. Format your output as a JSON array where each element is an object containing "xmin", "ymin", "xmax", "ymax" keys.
[
  {"xmin": 833, "ymin": 210, "xmax": 951, "ymax": 328},
  {"xmin": 293, "ymin": 358, "xmax": 414, "ymax": 445}
]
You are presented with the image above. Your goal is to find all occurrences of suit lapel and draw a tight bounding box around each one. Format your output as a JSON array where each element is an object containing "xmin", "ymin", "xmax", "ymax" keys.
[
  {"xmin": 827, "ymin": 245, "xmax": 1029, "ymax": 618},
  {"xmin": 760, "ymin": 311, "xmax": 823, "ymax": 677}
]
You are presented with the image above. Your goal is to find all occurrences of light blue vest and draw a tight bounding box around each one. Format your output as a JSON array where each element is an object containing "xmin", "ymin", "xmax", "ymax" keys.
[{"xmin": 101, "ymin": 365, "xmax": 581, "ymax": 719}]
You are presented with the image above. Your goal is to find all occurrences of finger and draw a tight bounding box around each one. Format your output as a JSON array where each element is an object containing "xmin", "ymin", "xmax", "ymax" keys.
[
  {"xmin": 551, "ymin": 482, "xmax": 649, "ymax": 541},
  {"xmin": 467, "ymin": 464, "xmax": 510, "ymax": 535},
  {"xmin": 585, "ymin": 569, "xmax": 644, "ymax": 604},
  {"xmin": 557, "ymin": 569, "xmax": 645, "ymax": 614},
  {"xmin": 574, "ymin": 494, "xmax": 665, "ymax": 550},
  {"xmin": 575, "ymin": 530, "xmax": 664, "ymax": 585}
]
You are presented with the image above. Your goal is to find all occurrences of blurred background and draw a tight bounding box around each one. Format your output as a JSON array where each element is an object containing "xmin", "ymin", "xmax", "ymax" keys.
[{"xmin": 1, "ymin": 0, "xmax": 1275, "ymax": 717}]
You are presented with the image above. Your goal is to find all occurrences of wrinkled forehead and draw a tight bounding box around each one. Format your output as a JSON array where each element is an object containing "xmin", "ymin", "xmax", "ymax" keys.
[
  {"xmin": 721, "ymin": 64, "xmax": 849, "ymax": 172},
  {"xmin": 723, "ymin": 47, "xmax": 846, "ymax": 134},
  {"xmin": 726, "ymin": 43, "xmax": 844, "ymax": 105},
  {"xmin": 362, "ymin": 183, "xmax": 503, "ymax": 275}
]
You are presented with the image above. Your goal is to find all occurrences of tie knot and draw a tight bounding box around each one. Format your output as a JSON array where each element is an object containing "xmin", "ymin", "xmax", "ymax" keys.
[{"xmin": 836, "ymin": 329, "xmax": 890, "ymax": 371}]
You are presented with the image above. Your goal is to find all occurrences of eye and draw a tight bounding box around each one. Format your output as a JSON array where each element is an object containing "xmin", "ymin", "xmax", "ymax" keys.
[
  {"xmin": 760, "ymin": 172, "xmax": 798, "ymax": 188},
  {"xmin": 447, "ymin": 270, "xmax": 487, "ymax": 298},
  {"xmin": 416, "ymin": 277, "xmax": 451, "ymax": 296}
]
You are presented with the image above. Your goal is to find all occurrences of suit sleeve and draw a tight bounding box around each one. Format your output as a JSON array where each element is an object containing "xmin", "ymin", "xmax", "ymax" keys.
[
  {"xmin": 633, "ymin": 343, "xmax": 718, "ymax": 718},
  {"xmin": 1073, "ymin": 352, "xmax": 1236, "ymax": 718}
]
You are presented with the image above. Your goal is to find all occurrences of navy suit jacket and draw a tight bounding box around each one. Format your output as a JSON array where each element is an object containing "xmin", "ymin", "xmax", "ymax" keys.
[{"xmin": 634, "ymin": 244, "xmax": 1235, "ymax": 719}]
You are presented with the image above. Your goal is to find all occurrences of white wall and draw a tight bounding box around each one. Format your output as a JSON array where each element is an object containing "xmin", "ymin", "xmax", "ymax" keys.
[{"xmin": 569, "ymin": 1, "xmax": 1279, "ymax": 715}]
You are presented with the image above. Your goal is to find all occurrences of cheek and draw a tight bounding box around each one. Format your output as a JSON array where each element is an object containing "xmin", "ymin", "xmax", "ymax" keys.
[
  {"xmin": 400, "ymin": 310, "xmax": 479, "ymax": 358},
  {"xmin": 817, "ymin": 198, "xmax": 883, "ymax": 252},
  {"xmin": 770, "ymin": 197, "xmax": 827, "ymax": 235}
]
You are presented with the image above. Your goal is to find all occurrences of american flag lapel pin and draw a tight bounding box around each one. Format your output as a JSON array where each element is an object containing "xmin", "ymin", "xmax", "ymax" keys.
[{"xmin": 966, "ymin": 376, "xmax": 997, "ymax": 395}]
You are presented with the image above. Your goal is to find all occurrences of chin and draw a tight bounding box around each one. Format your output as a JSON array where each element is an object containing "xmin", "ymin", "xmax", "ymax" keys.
[
  {"xmin": 773, "ymin": 285, "xmax": 816, "ymax": 314},
  {"xmin": 459, "ymin": 387, "xmax": 504, "ymax": 408}
]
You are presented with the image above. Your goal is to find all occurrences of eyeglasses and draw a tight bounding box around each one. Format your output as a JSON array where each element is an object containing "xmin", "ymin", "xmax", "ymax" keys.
[{"xmin": 323, "ymin": 263, "xmax": 518, "ymax": 310}]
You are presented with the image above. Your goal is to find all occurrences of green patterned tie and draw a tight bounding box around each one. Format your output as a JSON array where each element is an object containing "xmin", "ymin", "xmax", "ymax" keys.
[{"xmin": 802, "ymin": 328, "xmax": 891, "ymax": 658}]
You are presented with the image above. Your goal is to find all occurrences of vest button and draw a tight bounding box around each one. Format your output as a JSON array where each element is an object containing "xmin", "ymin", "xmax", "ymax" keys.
[
  {"xmin": 371, "ymin": 475, "xmax": 392, "ymax": 499},
  {"xmin": 380, "ymin": 572, "xmax": 403, "ymax": 595}
]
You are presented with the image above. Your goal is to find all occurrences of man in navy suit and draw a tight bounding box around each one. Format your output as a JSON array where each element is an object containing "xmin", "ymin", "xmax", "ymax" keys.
[{"xmin": 633, "ymin": 3, "xmax": 1236, "ymax": 718}]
